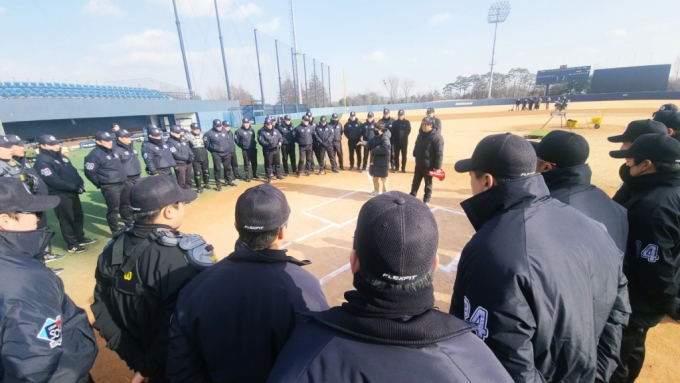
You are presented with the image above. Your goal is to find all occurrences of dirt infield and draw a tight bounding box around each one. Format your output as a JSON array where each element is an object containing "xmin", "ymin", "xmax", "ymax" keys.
[{"xmin": 56, "ymin": 100, "xmax": 679, "ymax": 382}]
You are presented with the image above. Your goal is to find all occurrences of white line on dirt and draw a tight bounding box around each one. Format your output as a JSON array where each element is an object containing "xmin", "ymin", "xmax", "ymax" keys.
[{"xmin": 320, "ymin": 263, "xmax": 351, "ymax": 285}]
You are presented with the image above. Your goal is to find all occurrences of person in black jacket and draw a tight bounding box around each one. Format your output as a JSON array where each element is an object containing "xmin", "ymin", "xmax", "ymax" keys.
[
  {"xmin": 34, "ymin": 135, "xmax": 96, "ymax": 253},
  {"xmin": 532, "ymin": 131, "xmax": 632, "ymax": 382},
  {"xmin": 113, "ymin": 129, "xmax": 143, "ymax": 227},
  {"xmin": 235, "ymin": 118, "xmax": 259, "ymax": 181},
  {"xmin": 410, "ymin": 117, "xmax": 444, "ymax": 205},
  {"xmin": 608, "ymin": 120, "xmax": 669, "ymax": 205},
  {"xmin": 344, "ymin": 111, "xmax": 362, "ymax": 171},
  {"xmin": 426, "ymin": 107, "xmax": 442, "ymax": 131},
  {"xmin": 522, "ymin": 98, "xmax": 528, "ymax": 110},
  {"xmin": 313, "ymin": 116, "xmax": 338, "ymax": 175},
  {"xmin": 608, "ymin": 134, "xmax": 680, "ymax": 383},
  {"xmin": 379, "ymin": 108, "xmax": 396, "ymax": 172},
  {"xmin": 360, "ymin": 112, "xmax": 376, "ymax": 172},
  {"xmin": 276, "ymin": 115, "xmax": 297, "ymax": 175},
  {"xmin": 329, "ymin": 113, "xmax": 344, "ymax": 170},
  {"xmin": 363, "ymin": 121, "xmax": 391, "ymax": 196},
  {"xmin": 451, "ymin": 133, "xmax": 626, "ymax": 383},
  {"xmin": 186, "ymin": 123, "xmax": 212, "ymax": 192},
  {"xmin": 653, "ymin": 109, "xmax": 680, "ymax": 142},
  {"xmin": 258, "ymin": 118, "xmax": 283, "ymax": 183},
  {"xmin": 295, "ymin": 116, "xmax": 314, "ymax": 177},
  {"xmin": 92, "ymin": 175, "xmax": 212, "ymax": 383},
  {"xmin": 203, "ymin": 119, "xmax": 237, "ymax": 189},
  {"xmin": 392, "ymin": 109, "xmax": 412, "ymax": 173},
  {"xmin": 84, "ymin": 131, "xmax": 128, "ymax": 234},
  {"xmin": 515, "ymin": 98, "xmax": 521, "ymax": 111},
  {"xmin": 267, "ymin": 192, "xmax": 513, "ymax": 383},
  {"xmin": 167, "ymin": 184, "xmax": 329, "ymax": 383},
  {"xmin": 142, "ymin": 125, "xmax": 176, "ymax": 177},
  {"xmin": 0, "ymin": 178, "xmax": 98, "ymax": 383},
  {"xmin": 166, "ymin": 125, "xmax": 193, "ymax": 190}
]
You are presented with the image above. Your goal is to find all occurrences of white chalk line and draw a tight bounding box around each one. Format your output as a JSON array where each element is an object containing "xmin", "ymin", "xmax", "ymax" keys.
[{"xmin": 320, "ymin": 263, "xmax": 351, "ymax": 285}]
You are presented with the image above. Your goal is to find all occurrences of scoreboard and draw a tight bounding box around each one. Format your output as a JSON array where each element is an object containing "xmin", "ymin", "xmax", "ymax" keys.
[{"xmin": 536, "ymin": 66, "xmax": 591, "ymax": 86}]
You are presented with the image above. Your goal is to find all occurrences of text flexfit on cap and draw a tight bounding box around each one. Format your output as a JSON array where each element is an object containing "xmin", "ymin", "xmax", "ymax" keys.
[
  {"xmin": 608, "ymin": 119, "xmax": 667, "ymax": 143},
  {"xmin": 455, "ymin": 133, "xmax": 537, "ymax": 178},
  {"xmin": 609, "ymin": 133, "xmax": 680, "ymax": 163},
  {"xmin": 94, "ymin": 131, "xmax": 114, "ymax": 141},
  {"xmin": 235, "ymin": 184, "xmax": 290, "ymax": 232},
  {"xmin": 531, "ymin": 131, "xmax": 590, "ymax": 168},
  {"xmin": 354, "ymin": 192, "xmax": 438, "ymax": 285},
  {"xmin": 130, "ymin": 175, "xmax": 197, "ymax": 213}
]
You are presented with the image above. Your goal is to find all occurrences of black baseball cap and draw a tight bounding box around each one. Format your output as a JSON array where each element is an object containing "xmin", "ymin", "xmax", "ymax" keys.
[
  {"xmin": 264, "ymin": 118, "xmax": 273, "ymax": 125},
  {"xmin": 354, "ymin": 192, "xmax": 438, "ymax": 285},
  {"xmin": 659, "ymin": 103, "xmax": 678, "ymax": 112},
  {"xmin": 242, "ymin": 118, "xmax": 250, "ymax": 124},
  {"xmin": 367, "ymin": 112, "xmax": 374, "ymax": 118},
  {"xmin": 222, "ymin": 121, "xmax": 231, "ymax": 127},
  {"xmin": 302, "ymin": 116, "xmax": 310, "ymax": 122},
  {"xmin": 116, "ymin": 129, "xmax": 133, "ymax": 138},
  {"xmin": 398, "ymin": 109, "xmax": 405, "ymax": 116},
  {"xmin": 306, "ymin": 111, "xmax": 312, "ymax": 117},
  {"xmin": 6, "ymin": 135, "xmax": 27, "ymax": 146},
  {"xmin": 319, "ymin": 116, "xmax": 327, "ymax": 122},
  {"xmin": 427, "ymin": 107, "xmax": 435, "ymax": 114},
  {"xmin": 0, "ymin": 136, "xmax": 15, "ymax": 148},
  {"xmin": 421, "ymin": 117, "xmax": 434, "ymax": 126},
  {"xmin": 331, "ymin": 113, "xmax": 338, "ymax": 119},
  {"xmin": 653, "ymin": 111, "xmax": 680, "ymax": 130},
  {"xmin": 383, "ymin": 108, "xmax": 390, "ymax": 114},
  {"xmin": 38, "ymin": 135, "xmax": 63, "ymax": 145},
  {"xmin": 94, "ymin": 131, "xmax": 114, "ymax": 141},
  {"xmin": 284, "ymin": 115, "xmax": 291, "ymax": 121},
  {"xmin": 610, "ymin": 133, "xmax": 680, "ymax": 163},
  {"xmin": 350, "ymin": 111, "xmax": 356, "ymax": 117},
  {"xmin": 607, "ymin": 119, "xmax": 667, "ymax": 143},
  {"xmin": 213, "ymin": 119, "xmax": 222, "ymax": 127},
  {"xmin": 0, "ymin": 177, "xmax": 60, "ymax": 215},
  {"xmin": 455, "ymin": 133, "xmax": 537, "ymax": 178},
  {"xmin": 235, "ymin": 184, "xmax": 291, "ymax": 233},
  {"xmin": 130, "ymin": 175, "xmax": 197, "ymax": 214},
  {"xmin": 190, "ymin": 122, "xmax": 200, "ymax": 130},
  {"xmin": 170, "ymin": 125, "xmax": 184, "ymax": 134},
  {"xmin": 147, "ymin": 126, "xmax": 162, "ymax": 136},
  {"xmin": 530, "ymin": 131, "xmax": 589, "ymax": 168}
]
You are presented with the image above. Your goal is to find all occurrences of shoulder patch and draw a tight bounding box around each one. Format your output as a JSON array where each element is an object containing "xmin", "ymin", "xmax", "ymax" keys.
[
  {"xmin": 37, "ymin": 316, "xmax": 62, "ymax": 348},
  {"xmin": 85, "ymin": 162, "xmax": 95, "ymax": 170},
  {"xmin": 41, "ymin": 168, "xmax": 52, "ymax": 176},
  {"xmin": 62, "ymin": 158, "xmax": 69, "ymax": 163}
]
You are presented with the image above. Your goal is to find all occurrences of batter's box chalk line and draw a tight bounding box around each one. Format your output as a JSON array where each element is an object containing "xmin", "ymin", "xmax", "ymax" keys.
[{"xmin": 281, "ymin": 189, "xmax": 467, "ymax": 285}]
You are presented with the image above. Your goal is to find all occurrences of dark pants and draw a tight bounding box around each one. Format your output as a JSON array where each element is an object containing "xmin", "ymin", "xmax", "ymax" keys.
[
  {"xmin": 229, "ymin": 152, "xmax": 240, "ymax": 178},
  {"xmin": 242, "ymin": 149, "xmax": 258, "ymax": 179},
  {"xmin": 410, "ymin": 167, "xmax": 433, "ymax": 202},
  {"xmin": 394, "ymin": 139, "xmax": 408, "ymax": 171},
  {"xmin": 298, "ymin": 145, "xmax": 314, "ymax": 173},
  {"xmin": 264, "ymin": 149, "xmax": 281, "ymax": 178},
  {"xmin": 332, "ymin": 141, "xmax": 343, "ymax": 168},
  {"xmin": 318, "ymin": 144, "xmax": 337, "ymax": 171},
  {"xmin": 101, "ymin": 183, "xmax": 124, "ymax": 234},
  {"xmin": 313, "ymin": 143, "xmax": 322, "ymax": 168},
  {"xmin": 174, "ymin": 164, "xmax": 192, "ymax": 189},
  {"xmin": 211, "ymin": 152, "xmax": 232, "ymax": 185},
  {"xmin": 281, "ymin": 144, "xmax": 297, "ymax": 174},
  {"xmin": 120, "ymin": 176, "xmax": 139, "ymax": 226},
  {"xmin": 348, "ymin": 139, "xmax": 362, "ymax": 168},
  {"xmin": 515, "ymin": 103, "xmax": 521, "ymax": 110},
  {"xmin": 156, "ymin": 168, "xmax": 173, "ymax": 176},
  {"xmin": 610, "ymin": 325, "xmax": 649, "ymax": 383},
  {"xmin": 362, "ymin": 145, "xmax": 371, "ymax": 170},
  {"xmin": 192, "ymin": 159, "xmax": 210, "ymax": 188},
  {"xmin": 54, "ymin": 192, "xmax": 84, "ymax": 247}
]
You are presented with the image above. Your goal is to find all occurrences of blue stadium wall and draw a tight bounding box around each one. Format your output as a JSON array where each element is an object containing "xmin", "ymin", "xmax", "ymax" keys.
[{"xmin": 3, "ymin": 115, "xmax": 152, "ymax": 141}]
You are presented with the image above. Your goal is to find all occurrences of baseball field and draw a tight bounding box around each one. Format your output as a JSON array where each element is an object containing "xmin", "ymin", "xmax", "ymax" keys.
[{"xmin": 47, "ymin": 100, "xmax": 680, "ymax": 382}]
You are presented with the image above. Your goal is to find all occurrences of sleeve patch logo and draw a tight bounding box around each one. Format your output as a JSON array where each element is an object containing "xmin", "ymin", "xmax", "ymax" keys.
[
  {"xmin": 41, "ymin": 168, "xmax": 52, "ymax": 176},
  {"xmin": 142, "ymin": 152, "xmax": 148, "ymax": 159},
  {"xmin": 85, "ymin": 162, "xmax": 95, "ymax": 170},
  {"xmin": 37, "ymin": 315, "xmax": 62, "ymax": 348},
  {"xmin": 62, "ymin": 158, "xmax": 69, "ymax": 163},
  {"xmin": 170, "ymin": 147, "xmax": 177, "ymax": 153}
]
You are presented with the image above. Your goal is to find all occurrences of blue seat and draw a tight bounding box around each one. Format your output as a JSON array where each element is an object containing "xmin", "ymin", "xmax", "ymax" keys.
[
  {"xmin": 29, "ymin": 82, "xmax": 37, "ymax": 87},
  {"xmin": 38, "ymin": 82, "xmax": 45, "ymax": 87},
  {"xmin": 20, "ymin": 82, "xmax": 28, "ymax": 86},
  {"xmin": 3, "ymin": 82, "xmax": 11, "ymax": 86}
]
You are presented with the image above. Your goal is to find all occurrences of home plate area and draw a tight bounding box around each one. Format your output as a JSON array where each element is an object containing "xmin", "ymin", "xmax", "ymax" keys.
[{"xmin": 281, "ymin": 189, "xmax": 475, "ymax": 311}]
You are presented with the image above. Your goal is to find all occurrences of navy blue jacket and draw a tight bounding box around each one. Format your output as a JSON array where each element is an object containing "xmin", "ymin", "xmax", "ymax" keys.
[
  {"xmin": 84, "ymin": 145, "xmax": 127, "ymax": 188},
  {"xmin": 276, "ymin": 122, "xmax": 296, "ymax": 145},
  {"xmin": 0, "ymin": 230, "xmax": 97, "ymax": 382},
  {"xmin": 413, "ymin": 128, "xmax": 444, "ymax": 170},
  {"xmin": 361, "ymin": 121, "xmax": 376, "ymax": 141},
  {"xmin": 33, "ymin": 149, "xmax": 84, "ymax": 194},
  {"xmin": 235, "ymin": 126, "xmax": 257, "ymax": 151},
  {"xmin": 313, "ymin": 124, "xmax": 334, "ymax": 147},
  {"xmin": 451, "ymin": 175, "xmax": 626, "ymax": 383},
  {"xmin": 258, "ymin": 127, "xmax": 283, "ymax": 150},
  {"xmin": 294, "ymin": 123, "xmax": 315, "ymax": 146},
  {"xmin": 267, "ymin": 309, "xmax": 513, "ymax": 383},
  {"xmin": 142, "ymin": 138, "xmax": 176, "ymax": 175},
  {"xmin": 113, "ymin": 141, "xmax": 142, "ymax": 178},
  {"xmin": 343, "ymin": 118, "xmax": 363, "ymax": 141},
  {"xmin": 167, "ymin": 246, "xmax": 329, "ymax": 383},
  {"xmin": 392, "ymin": 119, "xmax": 412, "ymax": 144},
  {"xmin": 369, "ymin": 132, "xmax": 391, "ymax": 178},
  {"xmin": 329, "ymin": 120, "xmax": 343, "ymax": 142},
  {"xmin": 203, "ymin": 127, "xmax": 235, "ymax": 154},
  {"xmin": 166, "ymin": 135, "xmax": 194, "ymax": 166}
]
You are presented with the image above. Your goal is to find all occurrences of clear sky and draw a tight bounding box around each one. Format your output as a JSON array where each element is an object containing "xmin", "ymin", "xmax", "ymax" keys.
[{"xmin": 1, "ymin": 0, "xmax": 678, "ymax": 102}]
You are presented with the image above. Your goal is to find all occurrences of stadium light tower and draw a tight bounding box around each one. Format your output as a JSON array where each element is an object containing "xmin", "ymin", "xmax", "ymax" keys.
[{"xmin": 487, "ymin": 2, "xmax": 511, "ymax": 99}]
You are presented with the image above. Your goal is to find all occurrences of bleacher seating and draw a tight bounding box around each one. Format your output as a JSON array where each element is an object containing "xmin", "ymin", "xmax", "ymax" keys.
[{"xmin": 0, "ymin": 82, "xmax": 172, "ymax": 100}]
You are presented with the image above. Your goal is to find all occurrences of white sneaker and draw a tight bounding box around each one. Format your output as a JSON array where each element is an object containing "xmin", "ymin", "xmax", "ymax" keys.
[{"xmin": 369, "ymin": 191, "xmax": 378, "ymax": 196}]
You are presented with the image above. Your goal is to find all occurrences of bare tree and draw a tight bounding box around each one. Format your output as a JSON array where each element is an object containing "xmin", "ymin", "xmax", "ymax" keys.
[
  {"xmin": 383, "ymin": 76, "xmax": 400, "ymax": 103},
  {"xmin": 402, "ymin": 79, "xmax": 415, "ymax": 101},
  {"xmin": 231, "ymin": 84, "xmax": 255, "ymax": 106},
  {"xmin": 303, "ymin": 74, "xmax": 327, "ymax": 108},
  {"xmin": 278, "ymin": 74, "xmax": 297, "ymax": 105},
  {"xmin": 205, "ymin": 86, "xmax": 228, "ymax": 100}
]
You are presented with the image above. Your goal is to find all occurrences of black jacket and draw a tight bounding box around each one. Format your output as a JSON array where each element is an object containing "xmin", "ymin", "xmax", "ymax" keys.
[
  {"xmin": 1, "ymin": 230, "xmax": 97, "ymax": 382},
  {"xmin": 450, "ymin": 175, "xmax": 626, "ymax": 383},
  {"xmin": 84, "ymin": 144, "xmax": 127, "ymax": 188},
  {"xmin": 313, "ymin": 124, "xmax": 334, "ymax": 147},
  {"xmin": 361, "ymin": 121, "xmax": 376, "ymax": 141},
  {"xmin": 258, "ymin": 127, "xmax": 282, "ymax": 150},
  {"xmin": 295, "ymin": 123, "xmax": 315, "ymax": 146},
  {"xmin": 379, "ymin": 116, "xmax": 395, "ymax": 135},
  {"xmin": 412, "ymin": 128, "xmax": 444, "ymax": 169},
  {"xmin": 621, "ymin": 171, "xmax": 680, "ymax": 328},
  {"xmin": 14, "ymin": 156, "xmax": 49, "ymax": 195},
  {"xmin": 203, "ymin": 127, "xmax": 235, "ymax": 154},
  {"xmin": 276, "ymin": 122, "xmax": 296, "ymax": 145},
  {"xmin": 91, "ymin": 224, "xmax": 202, "ymax": 380},
  {"xmin": 142, "ymin": 138, "xmax": 176, "ymax": 175},
  {"xmin": 235, "ymin": 126, "xmax": 257, "ymax": 151},
  {"xmin": 369, "ymin": 132, "xmax": 391, "ymax": 178},
  {"xmin": 113, "ymin": 141, "xmax": 142, "ymax": 178},
  {"xmin": 267, "ymin": 309, "xmax": 513, "ymax": 383},
  {"xmin": 329, "ymin": 120, "xmax": 343, "ymax": 142},
  {"xmin": 392, "ymin": 119, "xmax": 412, "ymax": 144},
  {"xmin": 187, "ymin": 132, "xmax": 209, "ymax": 162},
  {"xmin": 542, "ymin": 165, "xmax": 632, "ymax": 381},
  {"xmin": 343, "ymin": 118, "xmax": 363, "ymax": 141},
  {"xmin": 33, "ymin": 149, "xmax": 84, "ymax": 194},
  {"xmin": 167, "ymin": 246, "xmax": 329, "ymax": 383},
  {"xmin": 166, "ymin": 135, "xmax": 194, "ymax": 166}
]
